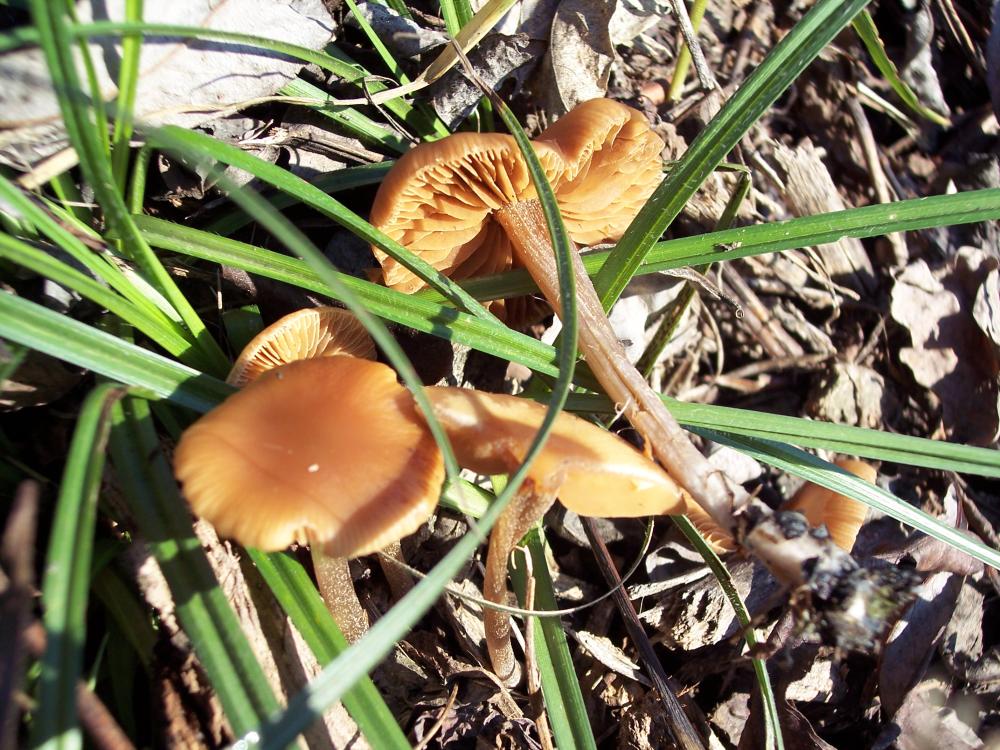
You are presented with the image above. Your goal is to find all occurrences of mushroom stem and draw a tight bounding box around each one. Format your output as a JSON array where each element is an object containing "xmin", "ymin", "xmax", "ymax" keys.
[
  {"xmin": 310, "ymin": 545, "xmax": 370, "ymax": 643},
  {"xmin": 494, "ymin": 200, "xmax": 738, "ymax": 532},
  {"xmin": 483, "ymin": 479, "xmax": 558, "ymax": 687},
  {"xmin": 377, "ymin": 540, "xmax": 414, "ymax": 601}
]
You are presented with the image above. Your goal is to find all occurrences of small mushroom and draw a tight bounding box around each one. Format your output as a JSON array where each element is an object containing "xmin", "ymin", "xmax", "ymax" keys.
[
  {"xmin": 784, "ymin": 458, "xmax": 875, "ymax": 552},
  {"xmin": 174, "ymin": 356, "xmax": 444, "ymax": 641},
  {"xmin": 226, "ymin": 306, "xmax": 376, "ymax": 387},
  {"xmin": 423, "ymin": 386, "xmax": 686, "ymax": 685}
]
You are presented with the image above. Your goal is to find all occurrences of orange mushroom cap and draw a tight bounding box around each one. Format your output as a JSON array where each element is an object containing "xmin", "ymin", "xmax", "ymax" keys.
[
  {"xmin": 226, "ymin": 306, "xmax": 376, "ymax": 387},
  {"xmin": 175, "ymin": 356, "xmax": 444, "ymax": 558},
  {"xmin": 370, "ymin": 133, "xmax": 552, "ymax": 294},
  {"xmin": 423, "ymin": 387, "xmax": 686, "ymax": 517},
  {"xmin": 784, "ymin": 458, "xmax": 875, "ymax": 552},
  {"xmin": 534, "ymin": 98, "xmax": 665, "ymax": 245}
]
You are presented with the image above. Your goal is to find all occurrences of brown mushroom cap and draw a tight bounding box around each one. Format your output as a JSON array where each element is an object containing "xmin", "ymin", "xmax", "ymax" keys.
[
  {"xmin": 424, "ymin": 387, "xmax": 685, "ymax": 517},
  {"xmin": 533, "ymin": 98, "xmax": 665, "ymax": 245},
  {"xmin": 226, "ymin": 307, "xmax": 376, "ymax": 387},
  {"xmin": 784, "ymin": 458, "xmax": 875, "ymax": 552},
  {"xmin": 175, "ymin": 356, "xmax": 444, "ymax": 557}
]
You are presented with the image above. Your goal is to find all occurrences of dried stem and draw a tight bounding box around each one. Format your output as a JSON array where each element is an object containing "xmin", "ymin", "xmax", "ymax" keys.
[
  {"xmin": 482, "ymin": 480, "xmax": 557, "ymax": 687},
  {"xmin": 493, "ymin": 201, "xmax": 917, "ymax": 644},
  {"xmin": 495, "ymin": 200, "xmax": 738, "ymax": 531}
]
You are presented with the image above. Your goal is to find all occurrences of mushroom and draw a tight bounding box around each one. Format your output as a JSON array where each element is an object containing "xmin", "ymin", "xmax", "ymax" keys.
[
  {"xmin": 422, "ymin": 386, "xmax": 686, "ymax": 685},
  {"xmin": 784, "ymin": 458, "xmax": 875, "ymax": 552},
  {"xmin": 226, "ymin": 306, "xmax": 376, "ymax": 387},
  {"xmin": 174, "ymin": 356, "xmax": 444, "ymax": 641},
  {"xmin": 371, "ymin": 99, "xmax": 737, "ymax": 561},
  {"xmin": 370, "ymin": 100, "xmax": 660, "ymax": 315}
]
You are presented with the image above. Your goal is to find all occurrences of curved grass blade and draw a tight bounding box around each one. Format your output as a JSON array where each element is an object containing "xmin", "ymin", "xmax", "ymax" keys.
[
  {"xmin": 852, "ymin": 10, "xmax": 950, "ymax": 127},
  {"xmin": 594, "ymin": 0, "xmax": 874, "ymax": 309},
  {"xmin": 109, "ymin": 395, "xmax": 285, "ymax": 736},
  {"xmin": 672, "ymin": 516, "xmax": 782, "ymax": 750},
  {"xmin": 144, "ymin": 125, "xmax": 496, "ymax": 323},
  {"xmin": 33, "ymin": 383, "xmax": 127, "ymax": 750},
  {"xmin": 248, "ymin": 78, "xmax": 581, "ymax": 750},
  {"xmin": 249, "ymin": 551, "xmax": 411, "ymax": 750},
  {"xmin": 510, "ymin": 530, "xmax": 598, "ymax": 750}
]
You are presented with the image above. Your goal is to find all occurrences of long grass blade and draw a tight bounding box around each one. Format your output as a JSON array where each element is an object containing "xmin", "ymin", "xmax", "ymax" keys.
[
  {"xmin": 510, "ymin": 530, "xmax": 598, "ymax": 750},
  {"xmin": 249, "ymin": 551, "xmax": 411, "ymax": 750},
  {"xmin": 593, "ymin": 0, "xmax": 873, "ymax": 309},
  {"xmin": 109, "ymin": 395, "xmax": 284, "ymax": 736},
  {"xmin": 33, "ymin": 384, "xmax": 127, "ymax": 750}
]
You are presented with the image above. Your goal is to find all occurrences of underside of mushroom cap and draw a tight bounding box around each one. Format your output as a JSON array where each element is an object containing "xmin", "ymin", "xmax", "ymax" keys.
[
  {"xmin": 370, "ymin": 132, "xmax": 565, "ymax": 295},
  {"xmin": 423, "ymin": 387, "xmax": 685, "ymax": 517},
  {"xmin": 534, "ymin": 98, "xmax": 665, "ymax": 245},
  {"xmin": 176, "ymin": 356, "xmax": 444, "ymax": 558},
  {"xmin": 226, "ymin": 307, "xmax": 376, "ymax": 387}
]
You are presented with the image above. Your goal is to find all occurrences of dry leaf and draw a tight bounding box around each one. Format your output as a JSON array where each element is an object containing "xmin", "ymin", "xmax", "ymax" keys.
[
  {"xmin": 0, "ymin": 0, "xmax": 335, "ymax": 168},
  {"xmin": 890, "ymin": 249, "xmax": 1000, "ymax": 445}
]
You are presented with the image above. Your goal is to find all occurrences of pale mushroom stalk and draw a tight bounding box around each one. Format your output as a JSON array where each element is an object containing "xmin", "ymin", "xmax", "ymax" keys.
[
  {"xmin": 377, "ymin": 540, "xmax": 414, "ymax": 601},
  {"xmin": 310, "ymin": 546, "xmax": 369, "ymax": 643},
  {"xmin": 482, "ymin": 480, "xmax": 559, "ymax": 687},
  {"xmin": 494, "ymin": 200, "xmax": 735, "ymax": 530}
]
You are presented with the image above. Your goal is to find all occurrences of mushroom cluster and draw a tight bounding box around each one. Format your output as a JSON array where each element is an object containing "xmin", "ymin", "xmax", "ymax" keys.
[
  {"xmin": 173, "ymin": 306, "xmax": 689, "ymax": 681},
  {"xmin": 370, "ymin": 98, "xmax": 664, "ymax": 317}
]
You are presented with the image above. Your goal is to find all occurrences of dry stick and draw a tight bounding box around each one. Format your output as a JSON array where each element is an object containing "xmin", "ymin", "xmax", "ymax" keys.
[
  {"xmin": 582, "ymin": 518, "xmax": 706, "ymax": 750},
  {"xmin": 492, "ymin": 200, "xmax": 917, "ymax": 637},
  {"xmin": 494, "ymin": 200, "xmax": 737, "ymax": 530}
]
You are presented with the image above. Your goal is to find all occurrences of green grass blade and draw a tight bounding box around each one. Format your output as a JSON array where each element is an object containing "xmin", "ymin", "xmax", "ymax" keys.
[
  {"xmin": 343, "ymin": 0, "xmax": 410, "ymax": 85},
  {"xmin": 249, "ymin": 551, "xmax": 411, "ymax": 750},
  {"xmin": 672, "ymin": 516, "xmax": 782, "ymax": 749},
  {"xmin": 593, "ymin": 0, "xmax": 873, "ymax": 309},
  {"xmin": 563, "ymin": 392, "xmax": 1000, "ymax": 478},
  {"xmin": 511, "ymin": 530, "xmax": 598, "ymax": 750},
  {"xmin": 0, "ymin": 292, "xmax": 231, "ymax": 412},
  {"xmin": 693, "ymin": 428, "xmax": 1000, "ymax": 570},
  {"xmin": 204, "ymin": 161, "xmax": 392, "ymax": 236},
  {"xmin": 33, "ymin": 383, "xmax": 127, "ymax": 750},
  {"xmin": 279, "ymin": 78, "xmax": 410, "ymax": 153},
  {"xmin": 145, "ymin": 125, "xmax": 495, "ymax": 322},
  {"xmin": 440, "ymin": 189, "xmax": 1000, "ymax": 304},
  {"xmin": 0, "ymin": 174, "xmax": 183, "ymax": 329},
  {"xmin": 134, "ymin": 215, "xmax": 561, "ymax": 375},
  {"xmin": 852, "ymin": 9, "xmax": 950, "ymax": 127},
  {"xmin": 109, "ymin": 395, "xmax": 284, "ymax": 736},
  {"xmin": 110, "ymin": 0, "xmax": 144, "ymax": 190},
  {"xmin": 26, "ymin": 1, "xmax": 229, "ymax": 376},
  {"xmin": 0, "ymin": 234, "xmax": 194, "ymax": 358}
]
